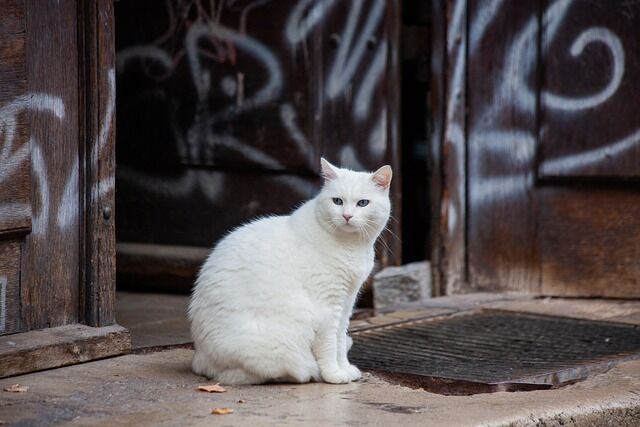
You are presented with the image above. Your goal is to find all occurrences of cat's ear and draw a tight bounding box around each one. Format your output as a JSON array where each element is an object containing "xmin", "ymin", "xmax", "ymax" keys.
[
  {"xmin": 372, "ymin": 165, "xmax": 392, "ymax": 189},
  {"xmin": 320, "ymin": 157, "xmax": 339, "ymax": 182}
]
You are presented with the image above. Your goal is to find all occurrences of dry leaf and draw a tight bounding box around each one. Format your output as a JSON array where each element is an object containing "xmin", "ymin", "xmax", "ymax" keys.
[
  {"xmin": 211, "ymin": 408, "xmax": 233, "ymax": 415},
  {"xmin": 4, "ymin": 384, "xmax": 29, "ymax": 393},
  {"xmin": 198, "ymin": 383, "xmax": 227, "ymax": 393}
]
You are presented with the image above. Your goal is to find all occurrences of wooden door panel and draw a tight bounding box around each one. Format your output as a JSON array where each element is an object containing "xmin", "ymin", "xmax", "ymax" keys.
[
  {"xmin": 466, "ymin": 0, "xmax": 540, "ymax": 292},
  {"xmin": 0, "ymin": 0, "xmax": 30, "ymax": 236},
  {"xmin": 540, "ymin": 187, "xmax": 640, "ymax": 297},
  {"xmin": 538, "ymin": 0, "xmax": 640, "ymax": 178},
  {"xmin": 20, "ymin": 0, "xmax": 81, "ymax": 329},
  {"xmin": 319, "ymin": 0, "xmax": 399, "ymax": 172},
  {"xmin": 435, "ymin": 0, "xmax": 640, "ymax": 297},
  {"xmin": 115, "ymin": 0, "xmax": 319, "ymax": 174}
]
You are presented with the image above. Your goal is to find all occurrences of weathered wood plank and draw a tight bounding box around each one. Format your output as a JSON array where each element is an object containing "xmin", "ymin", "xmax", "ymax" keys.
[
  {"xmin": 0, "ymin": 0, "xmax": 26, "ymax": 35},
  {"xmin": 0, "ymin": 324, "xmax": 130, "ymax": 378},
  {"xmin": 0, "ymin": 0, "xmax": 29, "ymax": 237},
  {"xmin": 0, "ymin": 240, "xmax": 21, "ymax": 335},
  {"xmin": 538, "ymin": 0, "xmax": 640, "ymax": 178},
  {"xmin": 466, "ymin": 0, "xmax": 541, "ymax": 292},
  {"xmin": 428, "ymin": 0, "xmax": 446, "ymax": 295},
  {"xmin": 435, "ymin": 0, "xmax": 467, "ymax": 295},
  {"xmin": 0, "ymin": 33, "xmax": 26, "ymax": 100},
  {"xmin": 540, "ymin": 187, "xmax": 640, "ymax": 298},
  {"xmin": 20, "ymin": 0, "xmax": 80, "ymax": 329},
  {"xmin": 80, "ymin": 0, "xmax": 117, "ymax": 327}
]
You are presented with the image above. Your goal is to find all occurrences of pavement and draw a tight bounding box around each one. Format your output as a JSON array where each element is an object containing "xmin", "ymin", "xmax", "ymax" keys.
[
  {"xmin": 1, "ymin": 293, "xmax": 640, "ymax": 426},
  {"xmin": 1, "ymin": 348, "xmax": 640, "ymax": 426}
]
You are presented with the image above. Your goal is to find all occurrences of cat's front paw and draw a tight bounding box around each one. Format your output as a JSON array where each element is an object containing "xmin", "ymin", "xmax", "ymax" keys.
[
  {"xmin": 321, "ymin": 368, "xmax": 352, "ymax": 384},
  {"xmin": 345, "ymin": 364, "xmax": 361, "ymax": 381}
]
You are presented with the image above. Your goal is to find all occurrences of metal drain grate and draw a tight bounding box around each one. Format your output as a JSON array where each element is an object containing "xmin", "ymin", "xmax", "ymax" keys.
[{"xmin": 349, "ymin": 310, "xmax": 640, "ymax": 395}]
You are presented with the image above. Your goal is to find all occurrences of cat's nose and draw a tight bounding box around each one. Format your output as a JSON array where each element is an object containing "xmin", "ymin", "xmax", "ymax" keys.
[{"xmin": 343, "ymin": 213, "xmax": 353, "ymax": 222}]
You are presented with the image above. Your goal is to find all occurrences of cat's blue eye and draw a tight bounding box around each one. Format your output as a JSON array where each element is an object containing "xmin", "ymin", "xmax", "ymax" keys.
[
  {"xmin": 332, "ymin": 198, "xmax": 343, "ymax": 205},
  {"xmin": 357, "ymin": 199, "xmax": 370, "ymax": 207}
]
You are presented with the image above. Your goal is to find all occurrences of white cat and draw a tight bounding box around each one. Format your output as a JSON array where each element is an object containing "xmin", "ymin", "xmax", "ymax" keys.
[{"xmin": 188, "ymin": 158, "xmax": 392, "ymax": 384}]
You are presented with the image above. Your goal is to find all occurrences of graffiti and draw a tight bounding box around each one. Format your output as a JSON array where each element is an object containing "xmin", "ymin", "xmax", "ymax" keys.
[
  {"xmin": 542, "ymin": 27, "xmax": 624, "ymax": 111},
  {"xmin": 465, "ymin": 0, "xmax": 638, "ymax": 205},
  {"xmin": 285, "ymin": 0, "xmax": 334, "ymax": 44},
  {"xmin": 0, "ymin": 65, "xmax": 115, "ymax": 239},
  {"xmin": 354, "ymin": 41, "xmax": 387, "ymax": 120},
  {"xmin": 0, "ymin": 94, "xmax": 71, "ymax": 235},
  {"xmin": 323, "ymin": 0, "xmax": 385, "ymax": 100},
  {"xmin": 542, "ymin": 126, "xmax": 640, "ymax": 174},
  {"xmin": 116, "ymin": 0, "xmax": 390, "ymax": 204},
  {"xmin": 91, "ymin": 68, "xmax": 116, "ymax": 205}
]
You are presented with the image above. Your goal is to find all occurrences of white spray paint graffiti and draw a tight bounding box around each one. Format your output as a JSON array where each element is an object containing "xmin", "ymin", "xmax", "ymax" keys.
[
  {"xmin": 116, "ymin": 0, "xmax": 392, "ymax": 205},
  {"xmin": 284, "ymin": 0, "xmax": 390, "ymax": 171},
  {"xmin": 0, "ymin": 94, "xmax": 72, "ymax": 235},
  {"xmin": 542, "ymin": 27, "xmax": 624, "ymax": 111},
  {"xmin": 285, "ymin": 0, "xmax": 335, "ymax": 44},
  {"xmin": 91, "ymin": 68, "xmax": 116, "ymax": 205},
  {"xmin": 467, "ymin": 0, "xmax": 636, "ymax": 205},
  {"xmin": 324, "ymin": 0, "xmax": 385, "ymax": 100},
  {"xmin": 117, "ymin": 46, "xmax": 174, "ymax": 75},
  {"xmin": 354, "ymin": 41, "xmax": 387, "ymax": 120}
]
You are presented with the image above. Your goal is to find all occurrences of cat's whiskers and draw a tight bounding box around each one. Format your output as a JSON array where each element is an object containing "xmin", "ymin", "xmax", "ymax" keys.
[{"xmin": 362, "ymin": 219, "xmax": 397, "ymax": 256}]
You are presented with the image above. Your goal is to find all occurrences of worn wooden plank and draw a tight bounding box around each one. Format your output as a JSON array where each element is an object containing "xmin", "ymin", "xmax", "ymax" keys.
[
  {"xmin": 20, "ymin": 0, "xmax": 80, "ymax": 329},
  {"xmin": 0, "ymin": 1, "xmax": 29, "ymax": 237},
  {"xmin": 382, "ymin": 0, "xmax": 402, "ymax": 268},
  {"xmin": 0, "ymin": 110, "xmax": 30, "ymax": 237},
  {"xmin": 0, "ymin": 240, "xmax": 21, "ymax": 335},
  {"xmin": 538, "ymin": 0, "xmax": 640, "ymax": 178},
  {"xmin": 436, "ymin": 0, "xmax": 467, "ymax": 294},
  {"xmin": 539, "ymin": 187, "xmax": 640, "ymax": 298},
  {"xmin": 80, "ymin": 0, "xmax": 116, "ymax": 327},
  {"xmin": 466, "ymin": 0, "xmax": 541, "ymax": 293},
  {"xmin": 0, "ymin": 33, "xmax": 26, "ymax": 101},
  {"xmin": 0, "ymin": 324, "xmax": 130, "ymax": 378},
  {"xmin": 0, "ymin": 0, "xmax": 25, "ymax": 35},
  {"xmin": 428, "ymin": 0, "xmax": 446, "ymax": 296}
]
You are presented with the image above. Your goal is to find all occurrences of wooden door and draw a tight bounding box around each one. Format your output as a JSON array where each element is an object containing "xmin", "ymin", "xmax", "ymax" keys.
[
  {"xmin": 431, "ymin": 0, "xmax": 640, "ymax": 297},
  {"xmin": 114, "ymin": 0, "xmax": 401, "ymax": 289},
  {"xmin": 0, "ymin": 0, "xmax": 116, "ymax": 335}
]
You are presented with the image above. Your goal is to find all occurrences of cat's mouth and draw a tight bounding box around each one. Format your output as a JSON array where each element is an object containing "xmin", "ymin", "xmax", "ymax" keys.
[{"xmin": 340, "ymin": 222, "xmax": 361, "ymax": 233}]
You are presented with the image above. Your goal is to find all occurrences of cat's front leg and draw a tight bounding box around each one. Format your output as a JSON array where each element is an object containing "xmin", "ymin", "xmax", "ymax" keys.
[
  {"xmin": 338, "ymin": 331, "xmax": 361, "ymax": 381},
  {"xmin": 313, "ymin": 319, "xmax": 351, "ymax": 384},
  {"xmin": 336, "ymin": 292, "xmax": 361, "ymax": 381}
]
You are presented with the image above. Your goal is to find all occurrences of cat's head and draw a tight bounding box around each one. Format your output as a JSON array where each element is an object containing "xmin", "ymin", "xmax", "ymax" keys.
[{"xmin": 315, "ymin": 158, "xmax": 392, "ymax": 239}]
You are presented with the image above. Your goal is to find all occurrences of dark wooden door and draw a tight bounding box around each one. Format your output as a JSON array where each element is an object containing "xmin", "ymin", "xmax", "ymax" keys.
[
  {"xmin": 431, "ymin": 0, "xmax": 640, "ymax": 298},
  {"xmin": 0, "ymin": 0, "xmax": 116, "ymax": 335},
  {"xmin": 114, "ymin": 0, "xmax": 401, "ymax": 289}
]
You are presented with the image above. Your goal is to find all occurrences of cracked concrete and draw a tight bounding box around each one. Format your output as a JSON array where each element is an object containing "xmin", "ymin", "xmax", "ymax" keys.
[{"xmin": 1, "ymin": 348, "xmax": 640, "ymax": 426}]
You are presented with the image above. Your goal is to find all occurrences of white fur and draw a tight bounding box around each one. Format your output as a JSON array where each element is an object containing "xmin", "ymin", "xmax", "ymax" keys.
[{"xmin": 188, "ymin": 159, "xmax": 392, "ymax": 384}]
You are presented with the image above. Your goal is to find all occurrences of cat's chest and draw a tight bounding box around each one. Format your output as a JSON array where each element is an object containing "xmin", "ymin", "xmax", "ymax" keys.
[{"xmin": 302, "ymin": 243, "xmax": 373, "ymax": 284}]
